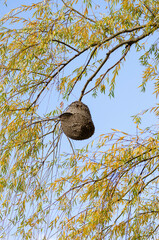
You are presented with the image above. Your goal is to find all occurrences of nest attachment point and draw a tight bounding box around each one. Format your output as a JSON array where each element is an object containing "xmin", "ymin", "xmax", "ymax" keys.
[{"xmin": 60, "ymin": 101, "xmax": 95, "ymax": 140}]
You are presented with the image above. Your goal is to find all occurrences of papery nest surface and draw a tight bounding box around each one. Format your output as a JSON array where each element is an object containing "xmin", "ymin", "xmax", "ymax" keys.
[{"xmin": 60, "ymin": 101, "xmax": 95, "ymax": 140}]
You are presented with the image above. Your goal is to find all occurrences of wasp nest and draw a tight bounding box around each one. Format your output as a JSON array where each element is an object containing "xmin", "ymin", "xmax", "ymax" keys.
[{"xmin": 60, "ymin": 101, "xmax": 95, "ymax": 140}]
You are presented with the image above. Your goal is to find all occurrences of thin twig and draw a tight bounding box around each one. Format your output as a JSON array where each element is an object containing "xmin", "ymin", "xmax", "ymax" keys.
[
  {"xmin": 61, "ymin": 0, "xmax": 96, "ymax": 23},
  {"xmin": 79, "ymin": 51, "xmax": 110, "ymax": 101},
  {"xmin": 83, "ymin": 45, "xmax": 131, "ymax": 97},
  {"xmin": 68, "ymin": 46, "xmax": 98, "ymax": 96},
  {"xmin": 139, "ymin": 0, "xmax": 156, "ymax": 17}
]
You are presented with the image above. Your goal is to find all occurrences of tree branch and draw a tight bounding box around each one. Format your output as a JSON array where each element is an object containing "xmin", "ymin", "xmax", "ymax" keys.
[
  {"xmin": 68, "ymin": 46, "xmax": 98, "ymax": 96},
  {"xmin": 83, "ymin": 45, "xmax": 131, "ymax": 97},
  {"xmin": 61, "ymin": 0, "xmax": 96, "ymax": 23},
  {"xmin": 139, "ymin": 0, "xmax": 156, "ymax": 17},
  {"xmin": 28, "ymin": 24, "xmax": 156, "ymax": 108},
  {"xmin": 27, "ymin": 46, "xmax": 91, "ymax": 109},
  {"xmin": 51, "ymin": 39, "xmax": 80, "ymax": 53},
  {"xmin": 79, "ymin": 27, "xmax": 157, "ymax": 100}
]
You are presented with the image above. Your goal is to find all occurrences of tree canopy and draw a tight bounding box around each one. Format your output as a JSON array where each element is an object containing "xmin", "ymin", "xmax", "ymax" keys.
[{"xmin": 0, "ymin": 0, "xmax": 158, "ymax": 239}]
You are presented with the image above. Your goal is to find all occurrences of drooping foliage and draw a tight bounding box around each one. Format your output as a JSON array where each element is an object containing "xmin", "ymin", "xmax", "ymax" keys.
[{"xmin": 0, "ymin": 0, "xmax": 158, "ymax": 239}]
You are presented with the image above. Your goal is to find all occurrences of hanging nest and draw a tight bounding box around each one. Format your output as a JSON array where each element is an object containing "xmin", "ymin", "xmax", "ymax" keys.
[{"xmin": 60, "ymin": 101, "xmax": 95, "ymax": 140}]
